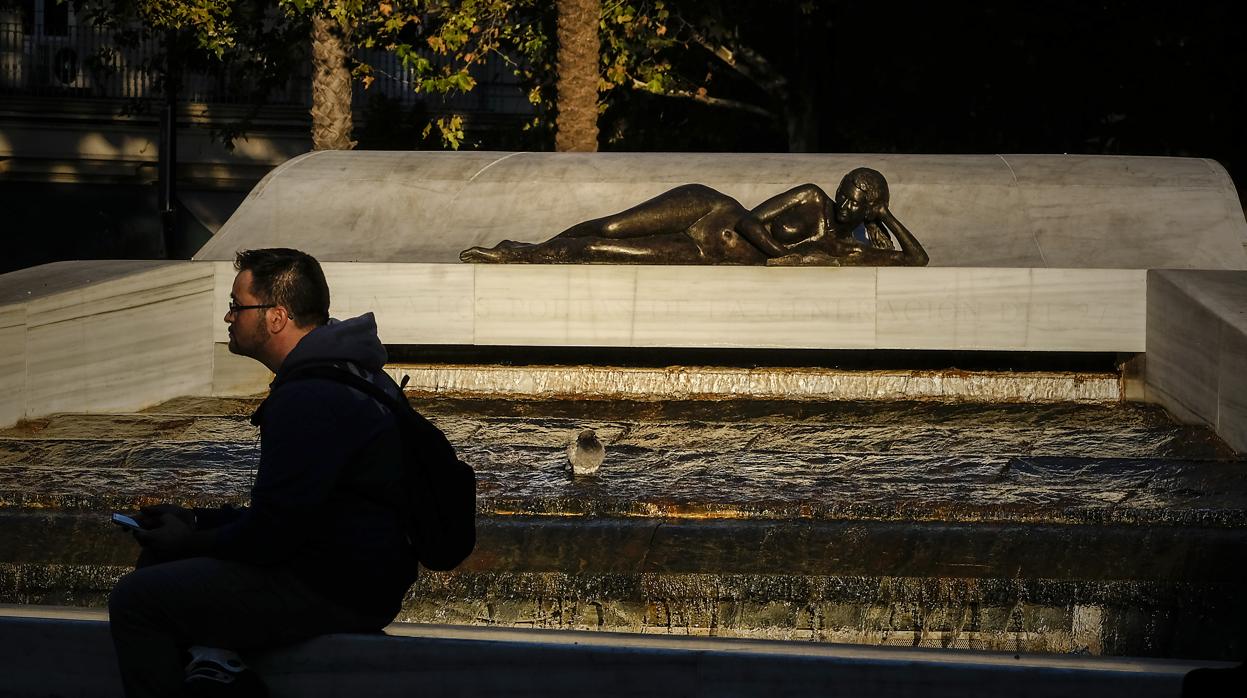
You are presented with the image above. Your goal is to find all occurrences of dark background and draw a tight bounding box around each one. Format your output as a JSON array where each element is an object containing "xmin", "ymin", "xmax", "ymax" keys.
[{"xmin": 596, "ymin": 1, "xmax": 1243, "ymax": 190}]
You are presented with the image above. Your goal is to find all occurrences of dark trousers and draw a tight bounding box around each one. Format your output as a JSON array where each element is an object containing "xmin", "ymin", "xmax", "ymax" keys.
[{"xmin": 108, "ymin": 557, "xmax": 392, "ymax": 698}]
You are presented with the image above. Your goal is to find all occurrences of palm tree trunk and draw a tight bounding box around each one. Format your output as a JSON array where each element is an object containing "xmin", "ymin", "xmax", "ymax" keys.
[
  {"xmin": 783, "ymin": 7, "xmax": 819, "ymax": 152},
  {"xmin": 555, "ymin": 0, "xmax": 600, "ymax": 152},
  {"xmin": 310, "ymin": 14, "xmax": 355, "ymax": 150}
]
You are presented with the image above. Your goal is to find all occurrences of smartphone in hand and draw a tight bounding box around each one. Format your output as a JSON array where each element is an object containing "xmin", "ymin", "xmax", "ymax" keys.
[{"xmin": 111, "ymin": 512, "xmax": 143, "ymax": 531}]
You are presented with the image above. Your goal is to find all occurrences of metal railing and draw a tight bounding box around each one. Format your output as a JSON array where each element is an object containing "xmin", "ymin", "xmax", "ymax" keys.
[
  {"xmin": 1, "ymin": 22, "xmax": 161, "ymax": 99},
  {"xmin": 0, "ymin": 22, "xmax": 314, "ymax": 104},
  {"xmin": 1, "ymin": 22, "xmax": 531, "ymax": 116}
]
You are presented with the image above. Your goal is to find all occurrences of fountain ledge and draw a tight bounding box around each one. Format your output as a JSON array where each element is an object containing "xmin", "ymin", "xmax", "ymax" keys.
[{"xmin": 384, "ymin": 363, "xmax": 1121, "ymax": 403}]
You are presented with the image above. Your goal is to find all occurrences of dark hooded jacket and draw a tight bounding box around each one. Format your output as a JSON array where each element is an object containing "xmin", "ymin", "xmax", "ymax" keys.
[{"xmin": 197, "ymin": 313, "xmax": 417, "ymax": 619}]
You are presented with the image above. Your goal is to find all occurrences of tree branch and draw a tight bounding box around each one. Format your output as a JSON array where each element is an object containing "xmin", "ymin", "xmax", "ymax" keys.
[
  {"xmin": 678, "ymin": 18, "xmax": 788, "ymax": 100},
  {"xmin": 631, "ymin": 78, "xmax": 776, "ymax": 120}
]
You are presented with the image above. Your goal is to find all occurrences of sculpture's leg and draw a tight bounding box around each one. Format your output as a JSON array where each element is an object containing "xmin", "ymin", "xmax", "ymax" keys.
[
  {"xmin": 460, "ymin": 244, "xmax": 515, "ymax": 263},
  {"xmin": 461, "ymin": 233, "xmax": 709, "ymax": 264},
  {"xmin": 459, "ymin": 237, "xmax": 594, "ymax": 263},
  {"xmin": 555, "ymin": 184, "xmax": 746, "ymax": 240},
  {"xmin": 458, "ymin": 184, "xmax": 754, "ymax": 264},
  {"xmin": 579, "ymin": 233, "xmax": 709, "ymax": 264}
]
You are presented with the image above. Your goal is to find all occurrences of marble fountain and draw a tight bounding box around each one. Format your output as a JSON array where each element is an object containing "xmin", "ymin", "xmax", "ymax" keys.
[{"xmin": 1, "ymin": 153, "xmax": 1246, "ymax": 690}]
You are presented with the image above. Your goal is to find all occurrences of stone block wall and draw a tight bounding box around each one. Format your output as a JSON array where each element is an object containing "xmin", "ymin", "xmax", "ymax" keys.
[{"xmin": 1145, "ymin": 269, "xmax": 1247, "ymax": 453}]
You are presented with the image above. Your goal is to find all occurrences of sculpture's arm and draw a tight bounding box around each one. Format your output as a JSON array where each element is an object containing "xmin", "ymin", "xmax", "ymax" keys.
[
  {"xmin": 765, "ymin": 209, "xmax": 928, "ymax": 267},
  {"xmin": 734, "ymin": 214, "xmax": 790, "ymax": 257},
  {"xmin": 748, "ymin": 184, "xmax": 829, "ymax": 223},
  {"xmin": 878, "ymin": 209, "xmax": 929, "ymax": 266}
]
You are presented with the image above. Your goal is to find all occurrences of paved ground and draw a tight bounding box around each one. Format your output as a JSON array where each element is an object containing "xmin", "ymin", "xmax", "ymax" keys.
[{"xmin": 4, "ymin": 605, "xmax": 1224, "ymax": 698}]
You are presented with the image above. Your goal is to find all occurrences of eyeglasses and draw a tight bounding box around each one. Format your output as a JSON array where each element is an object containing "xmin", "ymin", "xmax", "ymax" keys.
[{"xmin": 227, "ymin": 302, "xmax": 276, "ymax": 315}]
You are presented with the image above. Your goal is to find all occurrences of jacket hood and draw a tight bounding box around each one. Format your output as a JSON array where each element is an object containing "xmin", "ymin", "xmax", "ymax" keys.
[{"xmin": 279, "ymin": 313, "xmax": 388, "ymax": 374}]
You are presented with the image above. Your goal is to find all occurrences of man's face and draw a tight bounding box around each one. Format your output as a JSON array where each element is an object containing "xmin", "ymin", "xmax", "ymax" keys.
[{"xmin": 225, "ymin": 270, "xmax": 272, "ymax": 359}]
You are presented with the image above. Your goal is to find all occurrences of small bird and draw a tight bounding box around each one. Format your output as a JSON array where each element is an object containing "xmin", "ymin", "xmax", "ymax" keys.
[{"xmin": 567, "ymin": 429, "xmax": 605, "ymax": 477}]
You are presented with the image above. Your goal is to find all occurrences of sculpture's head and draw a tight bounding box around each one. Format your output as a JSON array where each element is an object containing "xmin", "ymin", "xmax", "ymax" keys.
[{"xmin": 833, "ymin": 167, "xmax": 889, "ymax": 228}]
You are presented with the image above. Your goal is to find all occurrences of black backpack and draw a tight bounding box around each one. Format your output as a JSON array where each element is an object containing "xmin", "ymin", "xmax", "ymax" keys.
[{"xmin": 264, "ymin": 364, "xmax": 477, "ymax": 571}]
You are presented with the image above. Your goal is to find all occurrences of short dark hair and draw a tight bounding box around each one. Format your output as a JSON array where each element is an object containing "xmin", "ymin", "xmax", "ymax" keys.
[{"xmin": 234, "ymin": 248, "xmax": 330, "ymax": 327}]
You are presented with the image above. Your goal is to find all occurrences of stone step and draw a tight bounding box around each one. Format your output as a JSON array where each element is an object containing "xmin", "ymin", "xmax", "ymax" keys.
[
  {"xmin": 6, "ymin": 512, "xmax": 1246, "ymax": 582},
  {"xmin": 3, "ymin": 512, "xmax": 1244, "ymax": 658}
]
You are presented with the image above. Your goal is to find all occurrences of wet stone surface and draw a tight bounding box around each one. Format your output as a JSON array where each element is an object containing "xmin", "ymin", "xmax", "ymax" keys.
[
  {"xmin": 1, "ymin": 396, "xmax": 1244, "ymax": 658},
  {"xmin": 0, "ymin": 398, "xmax": 1241, "ymax": 524}
]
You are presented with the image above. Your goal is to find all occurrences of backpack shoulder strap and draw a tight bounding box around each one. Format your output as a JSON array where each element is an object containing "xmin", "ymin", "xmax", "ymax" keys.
[
  {"xmin": 251, "ymin": 364, "xmax": 406, "ymax": 426},
  {"xmin": 288, "ymin": 365, "xmax": 403, "ymax": 409},
  {"xmin": 262, "ymin": 364, "xmax": 459, "ymax": 466}
]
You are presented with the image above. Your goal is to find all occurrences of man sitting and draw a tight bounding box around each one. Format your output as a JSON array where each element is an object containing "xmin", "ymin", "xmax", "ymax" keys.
[{"xmin": 109, "ymin": 248, "xmax": 416, "ymax": 697}]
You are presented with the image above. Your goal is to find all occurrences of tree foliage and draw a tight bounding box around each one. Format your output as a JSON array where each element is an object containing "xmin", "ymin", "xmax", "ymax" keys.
[
  {"xmin": 65, "ymin": 0, "xmax": 818, "ymax": 148},
  {"xmin": 376, "ymin": 0, "xmax": 828, "ymax": 149},
  {"xmin": 70, "ymin": 0, "xmax": 311, "ymax": 140},
  {"xmin": 64, "ymin": 0, "xmax": 1244, "ymax": 179}
]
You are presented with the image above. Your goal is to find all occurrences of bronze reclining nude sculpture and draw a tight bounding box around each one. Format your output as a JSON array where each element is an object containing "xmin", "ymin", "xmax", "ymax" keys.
[{"xmin": 459, "ymin": 168, "xmax": 928, "ymax": 267}]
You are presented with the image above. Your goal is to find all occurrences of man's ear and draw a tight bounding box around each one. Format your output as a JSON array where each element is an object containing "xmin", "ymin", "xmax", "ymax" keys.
[{"xmin": 267, "ymin": 306, "xmax": 291, "ymax": 334}]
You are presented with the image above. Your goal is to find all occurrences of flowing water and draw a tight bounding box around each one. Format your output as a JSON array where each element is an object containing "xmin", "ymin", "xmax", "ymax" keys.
[
  {"xmin": 0, "ymin": 397, "xmax": 1238, "ymax": 523},
  {"xmin": 1, "ymin": 396, "xmax": 1243, "ymax": 657}
]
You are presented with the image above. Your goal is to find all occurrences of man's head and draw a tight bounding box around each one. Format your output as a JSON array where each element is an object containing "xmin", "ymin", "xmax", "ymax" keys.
[
  {"xmin": 226, "ymin": 248, "xmax": 330, "ymax": 370},
  {"xmin": 834, "ymin": 168, "xmax": 890, "ymax": 227}
]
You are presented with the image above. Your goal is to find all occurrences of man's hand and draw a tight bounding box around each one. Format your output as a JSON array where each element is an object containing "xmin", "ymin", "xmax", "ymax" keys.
[
  {"xmin": 132, "ymin": 510, "xmax": 196, "ymax": 559},
  {"xmin": 135, "ymin": 503, "xmax": 194, "ymax": 529}
]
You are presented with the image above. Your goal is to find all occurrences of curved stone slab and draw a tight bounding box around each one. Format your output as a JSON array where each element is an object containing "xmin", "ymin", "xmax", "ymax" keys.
[{"xmin": 195, "ymin": 152, "xmax": 1247, "ymax": 269}]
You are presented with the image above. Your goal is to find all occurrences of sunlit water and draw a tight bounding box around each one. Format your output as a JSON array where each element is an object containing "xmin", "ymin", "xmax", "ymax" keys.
[{"xmin": 1, "ymin": 397, "xmax": 1240, "ymax": 526}]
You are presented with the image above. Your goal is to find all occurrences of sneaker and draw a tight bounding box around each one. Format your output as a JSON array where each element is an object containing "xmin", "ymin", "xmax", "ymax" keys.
[{"xmin": 184, "ymin": 646, "xmax": 268, "ymax": 697}]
